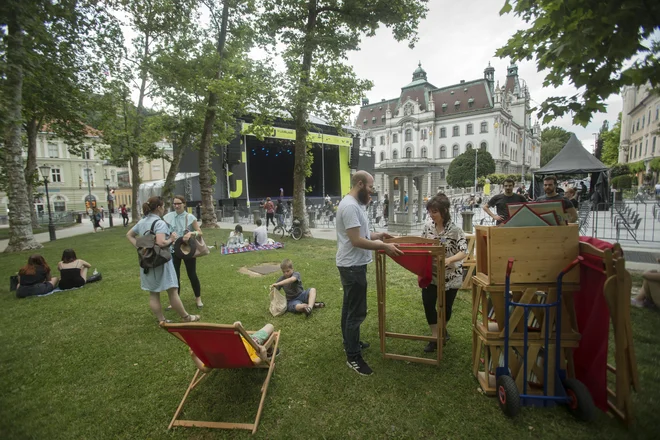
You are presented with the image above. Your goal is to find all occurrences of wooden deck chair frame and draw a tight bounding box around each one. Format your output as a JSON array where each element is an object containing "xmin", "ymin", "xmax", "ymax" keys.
[
  {"xmin": 579, "ymin": 241, "xmax": 638, "ymax": 424},
  {"xmin": 160, "ymin": 322, "xmax": 280, "ymax": 434},
  {"xmin": 376, "ymin": 237, "xmax": 446, "ymax": 366},
  {"xmin": 461, "ymin": 233, "xmax": 476, "ymax": 289}
]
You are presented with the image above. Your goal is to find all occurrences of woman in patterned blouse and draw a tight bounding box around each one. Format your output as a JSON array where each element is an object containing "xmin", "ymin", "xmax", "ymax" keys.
[{"xmin": 420, "ymin": 193, "xmax": 468, "ymax": 352}]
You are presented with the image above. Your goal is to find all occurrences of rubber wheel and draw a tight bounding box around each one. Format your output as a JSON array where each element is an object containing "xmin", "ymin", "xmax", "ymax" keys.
[
  {"xmin": 496, "ymin": 375, "xmax": 521, "ymax": 418},
  {"xmin": 291, "ymin": 226, "xmax": 303, "ymax": 240},
  {"xmin": 273, "ymin": 226, "xmax": 285, "ymax": 239},
  {"xmin": 563, "ymin": 378, "xmax": 596, "ymax": 422}
]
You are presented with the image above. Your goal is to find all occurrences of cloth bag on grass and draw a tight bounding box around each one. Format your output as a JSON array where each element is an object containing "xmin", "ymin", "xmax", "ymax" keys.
[{"xmin": 269, "ymin": 286, "xmax": 287, "ymax": 317}]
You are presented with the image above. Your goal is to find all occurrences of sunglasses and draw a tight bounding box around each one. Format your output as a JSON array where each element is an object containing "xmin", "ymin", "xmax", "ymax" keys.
[{"xmin": 173, "ymin": 203, "xmax": 183, "ymax": 206}]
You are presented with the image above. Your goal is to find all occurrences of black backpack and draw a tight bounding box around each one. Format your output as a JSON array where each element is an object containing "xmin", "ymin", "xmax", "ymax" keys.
[{"xmin": 136, "ymin": 220, "xmax": 172, "ymax": 274}]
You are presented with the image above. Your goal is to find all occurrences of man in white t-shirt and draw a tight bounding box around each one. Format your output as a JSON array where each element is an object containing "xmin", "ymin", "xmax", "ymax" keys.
[
  {"xmin": 336, "ymin": 170, "xmax": 403, "ymax": 376},
  {"xmin": 253, "ymin": 219, "xmax": 268, "ymax": 246}
]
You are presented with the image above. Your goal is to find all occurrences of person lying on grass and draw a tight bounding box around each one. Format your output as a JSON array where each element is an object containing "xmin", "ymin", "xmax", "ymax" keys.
[{"xmin": 270, "ymin": 258, "xmax": 325, "ymax": 317}]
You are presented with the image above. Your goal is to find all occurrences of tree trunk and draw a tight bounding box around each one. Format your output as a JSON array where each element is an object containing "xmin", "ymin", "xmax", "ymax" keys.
[
  {"xmin": 25, "ymin": 117, "xmax": 40, "ymax": 229},
  {"xmin": 198, "ymin": 0, "xmax": 230, "ymax": 229},
  {"xmin": 130, "ymin": 34, "xmax": 151, "ymax": 222},
  {"xmin": 291, "ymin": 0, "xmax": 318, "ymax": 237},
  {"xmin": 162, "ymin": 132, "xmax": 189, "ymax": 211},
  {"xmin": 3, "ymin": 13, "xmax": 42, "ymax": 252}
]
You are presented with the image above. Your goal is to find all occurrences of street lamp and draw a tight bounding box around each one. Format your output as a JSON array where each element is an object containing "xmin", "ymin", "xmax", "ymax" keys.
[
  {"xmin": 104, "ymin": 178, "xmax": 114, "ymax": 228},
  {"xmin": 38, "ymin": 164, "xmax": 57, "ymax": 241}
]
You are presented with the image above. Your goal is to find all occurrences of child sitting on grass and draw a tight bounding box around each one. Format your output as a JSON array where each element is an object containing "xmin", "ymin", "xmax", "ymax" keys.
[{"xmin": 270, "ymin": 258, "xmax": 324, "ymax": 317}]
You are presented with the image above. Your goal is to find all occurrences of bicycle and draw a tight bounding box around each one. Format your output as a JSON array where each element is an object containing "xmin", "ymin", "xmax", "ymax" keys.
[{"xmin": 273, "ymin": 218, "xmax": 303, "ymax": 240}]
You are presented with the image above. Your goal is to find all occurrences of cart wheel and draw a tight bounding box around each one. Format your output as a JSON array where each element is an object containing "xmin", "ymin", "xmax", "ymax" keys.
[
  {"xmin": 496, "ymin": 375, "xmax": 520, "ymax": 418},
  {"xmin": 563, "ymin": 378, "xmax": 596, "ymax": 422}
]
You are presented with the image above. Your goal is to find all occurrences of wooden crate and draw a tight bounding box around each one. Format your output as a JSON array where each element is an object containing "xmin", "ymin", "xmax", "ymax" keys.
[
  {"xmin": 472, "ymin": 329, "xmax": 578, "ymax": 396},
  {"xmin": 474, "ymin": 225, "xmax": 580, "ymax": 285},
  {"xmin": 471, "ymin": 276, "xmax": 581, "ymax": 342}
]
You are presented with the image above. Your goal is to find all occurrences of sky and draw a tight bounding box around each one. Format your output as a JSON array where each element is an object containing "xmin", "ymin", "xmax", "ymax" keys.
[{"xmin": 344, "ymin": 0, "xmax": 622, "ymax": 153}]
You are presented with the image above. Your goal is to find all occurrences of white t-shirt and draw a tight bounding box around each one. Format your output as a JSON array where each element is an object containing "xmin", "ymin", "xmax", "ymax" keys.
[
  {"xmin": 336, "ymin": 194, "xmax": 372, "ymax": 267},
  {"xmin": 254, "ymin": 225, "xmax": 268, "ymax": 246}
]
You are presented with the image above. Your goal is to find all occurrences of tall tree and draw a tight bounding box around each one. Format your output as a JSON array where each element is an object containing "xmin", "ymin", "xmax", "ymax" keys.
[
  {"xmin": 1, "ymin": 1, "xmax": 41, "ymax": 251},
  {"xmin": 601, "ymin": 113, "xmax": 622, "ymax": 166},
  {"xmin": 262, "ymin": 0, "xmax": 429, "ymax": 236},
  {"xmin": 447, "ymin": 149, "xmax": 495, "ymax": 188},
  {"xmin": 497, "ymin": 0, "xmax": 660, "ymax": 126}
]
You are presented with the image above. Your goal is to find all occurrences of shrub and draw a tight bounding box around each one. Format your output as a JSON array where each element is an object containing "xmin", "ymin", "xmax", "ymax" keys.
[
  {"xmin": 611, "ymin": 175, "xmax": 632, "ymax": 190},
  {"xmin": 609, "ymin": 164, "xmax": 630, "ymax": 178}
]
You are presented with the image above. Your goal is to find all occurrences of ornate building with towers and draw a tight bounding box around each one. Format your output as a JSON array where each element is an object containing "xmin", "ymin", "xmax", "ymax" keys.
[{"xmin": 355, "ymin": 62, "xmax": 542, "ymax": 212}]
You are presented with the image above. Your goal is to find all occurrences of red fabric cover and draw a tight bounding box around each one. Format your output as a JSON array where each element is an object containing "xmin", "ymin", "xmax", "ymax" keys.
[
  {"xmin": 573, "ymin": 236, "xmax": 612, "ymax": 412},
  {"xmin": 387, "ymin": 247, "xmax": 434, "ymax": 288},
  {"xmin": 171, "ymin": 328, "xmax": 255, "ymax": 369}
]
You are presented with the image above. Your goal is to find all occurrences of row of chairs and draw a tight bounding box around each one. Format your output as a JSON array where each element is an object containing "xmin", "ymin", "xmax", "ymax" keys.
[{"xmin": 612, "ymin": 203, "xmax": 642, "ymax": 243}]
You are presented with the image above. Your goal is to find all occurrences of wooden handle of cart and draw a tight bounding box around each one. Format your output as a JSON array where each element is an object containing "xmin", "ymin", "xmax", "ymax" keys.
[{"xmin": 560, "ymin": 256, "xmax": 584, "ymax": 276}]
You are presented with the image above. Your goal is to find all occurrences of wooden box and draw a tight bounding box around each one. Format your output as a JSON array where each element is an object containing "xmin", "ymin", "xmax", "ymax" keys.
[{"xmin": 474, "ymin": 225, "xmax": 580, "ymax": 285}]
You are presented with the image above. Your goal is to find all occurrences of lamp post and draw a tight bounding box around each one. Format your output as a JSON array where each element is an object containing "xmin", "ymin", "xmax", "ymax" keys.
[
  {"xmin": 474, "ymin": 146, "xmax": 478, "ymax": 193},
  {"xmin": 104, "ymin": 178, "xmax": 114, "ymax": 228},
  {"xmin": 38, "ymin": 164, "xmax": 57, "ymax": 241}
]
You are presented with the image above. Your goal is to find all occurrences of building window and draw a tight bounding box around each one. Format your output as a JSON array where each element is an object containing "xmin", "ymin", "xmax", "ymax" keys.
[
  {"xmin": 393, "ymin": 134, "xmax": 398, "ymax": 143},
  {"xmin": 392, "ymin": 149, "xmax": 398, "ymax": 160},
  {"xmin": 54, "ymin": 200, "xmax": 66, "ymax": 212},
  {"xmin": 380, "ymin": 136, "xmax": 385, "ymax": 145},
  {"xmin": 452, "ymin": 126, "xmax": 459, "ymax": 137},
  {"xmin": 48, "ymin": 142, "xmax": 59, "ymax": 158},
  {"xmin": 405, "ymin": 147, "xmax": 412, "ymax": 158},
  {"xmin": 50, "ymin": 168, "xmax": 62, "ymax": 183},
  {"xmin": 480, "ymin": 141, "xmax": 487, "ymax": 151},
  {"xmin": 636, "ymin": 120, "xmax": 640, "ymax": 131},
  {"xmin": 652, "ymin": 137, "xmax": 656, "ymax": 154},
  {"xmin": 454, "ymin": 100, "xmax": 460, "ymax": 110},
  {"xmin": 440, "ymin": 127, "xmax": 446, "ymax": 138},
  {"xmin": 370, "ymin": 137, "xmax": 375, "ymax": 147},
  {"xmin": 405, "ymin": 129, "xmax": 412, "ymax": 142},
  {"xmin": 468, "ymin": 98, "xmax": 474, "ymax": 108},
  {"xmin": 83, "ymin": 167, "xmax": 93, "ymax": 186},
  {"xmin": 421, "ymin": 129, "xmax": 427, "ymax": 140},
  {"xmin": 421, "ymin": 147, "xmax": 427, "ymax": 158},
  {"xmin": 480, "ymin": 122, "xmax": 488, "ymax": 133},
  {"xmin": 656, "ymin": 105, "xmax": 659, "ymax": 120},
  {"xmin": 442, "ymin": 103, "xmax": 447, "ymax": 112},
  {"xmin": 452, "ymin": 144, "xmax": 459, "ymax": 157},
  {"xmin": 439, "ymin": 168, "xmax": 445, "ymax": 179},
  {"xmin": 642, "ymin": 116, "xmax": 645, "ymax": 128},
  {"xmin": 466, "ymin": 124, "xmax": 473, "ymax": 135},
  {"xmin": 81, "ymin": 148, "xmax": 90, "ymax": 160},
  {"xmin": 152, "ymin": 164, "xmax": 161, "ymax": 172},
  {"xmin": 381, "ymin": 115, "xmax": 386, "ymax": 122},
  {"xmin": 466, "ymin": 142, "xmax": 473, "ymax": 150},
  {"xmin": 372, "ymin": 117, "xmax": 376, "ymax": 123},
  {"xmin": 645, "ymin": 139, "xmax": 648, "ymax": 155},
  {"xmin": 440, "ymin": 146, "xmax": 446, "ymax": 159},
  {"xmin": 363, "ymin": 119, "xmax": 368, "ymax": 125},
  {"xmin": 380, "ymin": 151, "xmax": 385, "ymax": 162}
]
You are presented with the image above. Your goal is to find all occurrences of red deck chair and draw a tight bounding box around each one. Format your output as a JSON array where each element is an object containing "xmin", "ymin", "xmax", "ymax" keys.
[{"xmin": 160, "ymin": 321, "xmax": 280, "ymax": 434}]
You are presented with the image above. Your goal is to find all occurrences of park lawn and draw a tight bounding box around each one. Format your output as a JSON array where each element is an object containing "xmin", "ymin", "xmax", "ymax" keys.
[{"xmin": 0, "ymin": 226, "xmax": 659, "ymax": 439}]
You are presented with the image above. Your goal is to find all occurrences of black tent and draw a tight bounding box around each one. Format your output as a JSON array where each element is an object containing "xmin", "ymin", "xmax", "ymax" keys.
[{"xmin": 533, "ymin": 134, "xmax": 610, "ymax": 209}]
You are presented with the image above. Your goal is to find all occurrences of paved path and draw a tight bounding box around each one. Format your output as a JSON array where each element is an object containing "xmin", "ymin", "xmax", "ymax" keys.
[{"xmin": 2, "ymin": 214, "xmax": 657, "ymax": 271}]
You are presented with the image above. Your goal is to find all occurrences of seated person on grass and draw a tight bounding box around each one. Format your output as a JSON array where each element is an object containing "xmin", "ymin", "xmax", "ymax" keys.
[
  {"xmin": 228, "ymin": 224, "xmax": 244, "ymax": 246},
  {"xmin": 57, "ymin": 248, "xmax": 102, "ymax": 290},
  {"xmin": 253, "ymin": 219, "xmax": 268, "ymax": 246},
  {"xmin": 270, "ymin": 258, "xmax": 324, "ymax": 317}
]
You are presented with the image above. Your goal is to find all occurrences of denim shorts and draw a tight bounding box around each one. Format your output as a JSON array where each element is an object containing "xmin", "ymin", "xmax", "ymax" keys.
[{"xmin": 287, "ymin": 289, "xmax": 311, "ymax": 313}]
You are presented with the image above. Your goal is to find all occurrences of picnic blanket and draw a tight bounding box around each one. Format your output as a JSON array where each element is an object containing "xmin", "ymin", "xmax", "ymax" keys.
[{"xmin": 221, "ymin": 242, "xmax": 284, "ymax": 255}]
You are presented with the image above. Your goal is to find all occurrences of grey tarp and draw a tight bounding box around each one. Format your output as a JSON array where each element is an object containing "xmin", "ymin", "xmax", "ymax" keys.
[{"xmin": 535, "ymin": 133, "xmax": 608, "ymax": 175}]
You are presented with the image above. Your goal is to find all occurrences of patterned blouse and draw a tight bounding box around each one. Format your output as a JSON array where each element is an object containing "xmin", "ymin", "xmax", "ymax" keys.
[{"xmin": 421, "ymin": 220, "xmax": 468, "ymax": 290}]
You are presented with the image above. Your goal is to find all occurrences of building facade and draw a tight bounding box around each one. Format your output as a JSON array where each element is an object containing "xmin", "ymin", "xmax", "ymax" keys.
[
  {"xmin": 0, "ymin": 130, "xmax": 172, "ymax": 217},
  {"xmin": 618, "ymin": 83, "xmax": 660, "ymax": 181},
  {"xmin": 355, "ymin": 62, "xmax": 542, "ymax": 198}
]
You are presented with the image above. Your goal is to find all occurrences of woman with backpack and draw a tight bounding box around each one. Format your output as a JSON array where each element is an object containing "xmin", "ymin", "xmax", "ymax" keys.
[{"xmin": 126, "ymin": 196, "xmax": 200, "ymax": 324}]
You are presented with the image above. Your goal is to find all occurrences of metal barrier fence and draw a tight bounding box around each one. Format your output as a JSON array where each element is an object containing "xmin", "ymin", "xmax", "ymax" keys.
[{"xmin": 579, "ymin": 200, "xmax": 660, "ymax": 243}]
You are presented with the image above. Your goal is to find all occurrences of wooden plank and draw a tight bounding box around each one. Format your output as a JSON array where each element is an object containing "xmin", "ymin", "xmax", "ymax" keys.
[
  {"xmin": 383, "ymin": 353, "xmax": 438, "ymax": 366},
  {"xmin": 384, "ymin": 332, "xmax": 436, "ymax": 342},
  {"xmin": 173, "ymin": 420, "xmax": 254, "ymax": 430}
]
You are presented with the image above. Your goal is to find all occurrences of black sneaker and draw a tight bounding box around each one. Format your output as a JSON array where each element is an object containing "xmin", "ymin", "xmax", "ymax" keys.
[
  {"xmin": 346, "ymin": 355, "xmax": 373, "ymax": 376},
  {"xmin": 359, "ymin": 341, "xmax": 370, "ymax": 350},
  {"xmin": 423, "ymin": 341, "xmax": 438, "ymax": 353}
]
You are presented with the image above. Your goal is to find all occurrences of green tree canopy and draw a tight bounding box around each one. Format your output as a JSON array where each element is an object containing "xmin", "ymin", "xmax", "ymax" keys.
[
  {"xmin": 601, "ymin": 113, "xmax": 622, "ymax": 166},
  {"xmin": 497, "ymin": 0, "xmax": 660, "ymax": 126},
  {"xmin": 540, "ymin": 126, "xmax": 572, "ymax": 166},
  {"xmin": 447, "ymin": 149, "xmax": 495, "ymax": 188}
]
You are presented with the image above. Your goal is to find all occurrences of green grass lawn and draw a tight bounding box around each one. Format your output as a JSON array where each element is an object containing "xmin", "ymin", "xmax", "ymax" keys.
[{"xmin": 1, "ymin": 227, "xmax": 659, "ymax": 439}]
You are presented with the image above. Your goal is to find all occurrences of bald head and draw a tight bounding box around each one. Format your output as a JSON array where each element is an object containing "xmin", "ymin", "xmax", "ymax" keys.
[{"xmin": 351, "ymin": 170, "xmax": 373, "ymax": 188}]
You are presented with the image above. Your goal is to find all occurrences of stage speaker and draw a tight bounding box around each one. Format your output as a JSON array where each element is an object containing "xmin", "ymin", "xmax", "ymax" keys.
[
  {"xmin": 349, "ymin": 137, "xmax": 360, "ymax": 168},
  {"xmin": 226, "ymin": 120, "xmax": 243, "ymax": 164}
]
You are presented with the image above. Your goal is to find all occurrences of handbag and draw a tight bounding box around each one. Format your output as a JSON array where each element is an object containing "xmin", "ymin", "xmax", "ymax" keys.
[
  {"xmin": 173, "ymin": 214, "xmax": 210, "ymax": 259},
  {"xmin": 269, "ymin": 286, "xmax": 287, "ymax": 317},
  {"xmin": 10, "ymin": 275, "xmax": 19, "ymax": 292},
  {"xmin": 136, "ymin": 219, "xmax": 172, "ymax": 274}
]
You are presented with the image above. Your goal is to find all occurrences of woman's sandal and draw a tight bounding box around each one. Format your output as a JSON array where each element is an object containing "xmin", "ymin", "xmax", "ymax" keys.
[
  {"xmin": 183, "ymin": 314, "xmax": 200, "ymax": 322},
  {"xmin": 313, "ymin": 302, "xmax": 326, "ymax": 309}
]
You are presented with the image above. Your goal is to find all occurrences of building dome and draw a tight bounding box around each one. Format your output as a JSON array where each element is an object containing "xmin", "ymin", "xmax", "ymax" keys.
[{"xmin": 412, "ymin": 62, "xmax": 427, "ymax": 81}]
